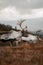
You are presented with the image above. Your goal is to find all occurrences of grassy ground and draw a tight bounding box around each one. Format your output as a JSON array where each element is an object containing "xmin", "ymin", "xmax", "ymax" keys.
[{"xmin": 0, "ymin": 41, "xmax": 43, "ymax": 65}]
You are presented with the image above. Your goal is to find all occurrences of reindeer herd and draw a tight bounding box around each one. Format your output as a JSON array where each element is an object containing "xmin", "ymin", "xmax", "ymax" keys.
[
  {"xmin": 0, "ymin": 20, "xmax": 42, "ymax": 46},
  {"xmin": 0, "ymin": 30, "xmax": 42, "ymax": 47}
]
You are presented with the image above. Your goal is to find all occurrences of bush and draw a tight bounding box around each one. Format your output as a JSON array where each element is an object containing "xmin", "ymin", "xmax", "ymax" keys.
[{"xmin": 0, "ymin": 24, "xmax": 13, "ymax": 31}]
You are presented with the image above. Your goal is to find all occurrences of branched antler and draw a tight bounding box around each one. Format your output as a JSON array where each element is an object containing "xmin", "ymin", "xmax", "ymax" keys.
[{"xmin": 17, "ymin": 19, "xmax": 26, "ymax": 29}]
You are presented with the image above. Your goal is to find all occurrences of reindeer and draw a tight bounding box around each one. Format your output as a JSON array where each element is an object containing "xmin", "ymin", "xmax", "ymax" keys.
[
  {"xmin": 0, "ymin": 30, "xmax": 22, "ymax": 47},
  {"xmin": 7, "ymin": 30, "xmax": 22, "ymax": 46},
  {"xmin": 0, "ymin": 19, "xmax": 25, "ymax": 47}
]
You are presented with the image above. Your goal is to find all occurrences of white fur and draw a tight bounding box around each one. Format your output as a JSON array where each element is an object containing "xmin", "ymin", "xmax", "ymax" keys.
[{"xmin": 22, "ymin": 34, "xmax": 38, "ymax": 43}]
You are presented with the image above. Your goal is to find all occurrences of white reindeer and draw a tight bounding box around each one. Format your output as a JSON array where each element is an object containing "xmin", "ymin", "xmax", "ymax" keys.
[
  {"xmin": 8, "ymin": 30, "xmax": 22, "ymax": 46},
  {"xmin": 0, "ymin": 30, "xmax": 22, "ymax": 46},
  {"xmin": 22, "ymin": 34, "xmax": 41, "ymax": 43}
]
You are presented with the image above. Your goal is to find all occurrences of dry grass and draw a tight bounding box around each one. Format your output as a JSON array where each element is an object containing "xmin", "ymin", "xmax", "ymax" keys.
[{"xmin": 0, "ymin": 41, "xmax": 43, "ymax": 65}]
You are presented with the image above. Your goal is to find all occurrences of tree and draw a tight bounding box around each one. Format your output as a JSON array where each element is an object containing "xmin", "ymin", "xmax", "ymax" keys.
[
  {"xmin": 0, "ymin": 24, "xmax": 13, "ymax": 31},
  {"xmin": 14, "ymin": 26, "xmax": 17, "ymax": 31}
]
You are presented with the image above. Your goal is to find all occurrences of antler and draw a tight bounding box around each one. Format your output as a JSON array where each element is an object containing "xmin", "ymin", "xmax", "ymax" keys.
[{"xmin": 17, "ymin": 19, "xmax": 26, "ymax": 29}]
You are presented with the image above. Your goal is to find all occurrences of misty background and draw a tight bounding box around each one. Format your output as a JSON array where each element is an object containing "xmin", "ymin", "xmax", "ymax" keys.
[{"xmin": 0, "ymin": 0, "xmax": 43, "ymax": 31}]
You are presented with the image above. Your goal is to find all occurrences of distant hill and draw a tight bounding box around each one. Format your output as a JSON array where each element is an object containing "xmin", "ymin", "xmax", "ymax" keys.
[
  {"xmin": 31, "ymin": 30, "xmax": 43, "ymax": 38},
  {"xmin": 37, "ymin": 31, "xmax": 43, "ymax": 38},
  {"xmin": 0, "ymin": 24, "xmax": 13, "ymax": 31}
]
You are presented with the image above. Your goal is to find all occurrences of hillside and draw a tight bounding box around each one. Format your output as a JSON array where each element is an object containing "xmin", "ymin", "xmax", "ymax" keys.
[
  {"xmin": 0, "ymin": 24, "xmax": 13, "ymax": 31},
  {"xmin": 0, "ymin": 41, "xmax": 43, "ymax": 65},
  {"xmin": 0, "ymin": 23, "xmax": 43, "ymax": 65}
]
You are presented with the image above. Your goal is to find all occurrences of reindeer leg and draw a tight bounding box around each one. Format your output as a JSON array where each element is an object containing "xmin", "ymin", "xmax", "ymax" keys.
[
  {"xmin": 16, "ymin": 41, "xmax": 18, "ymax": 46},
  {"xmin": 10, "ymin": 40, "xmax": 13, "ymax": 47}
]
